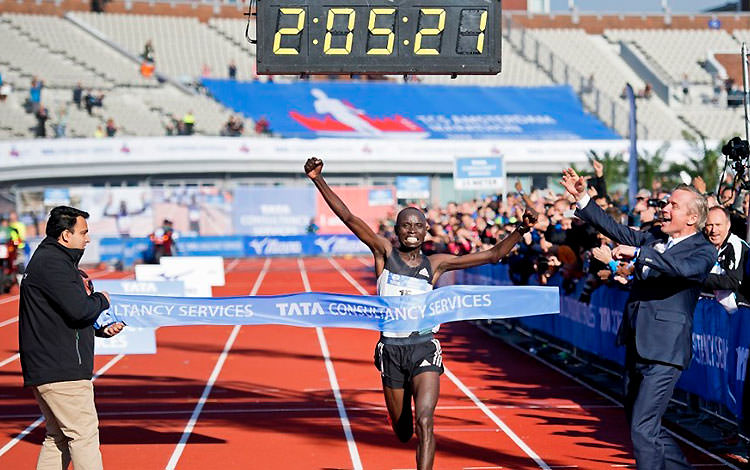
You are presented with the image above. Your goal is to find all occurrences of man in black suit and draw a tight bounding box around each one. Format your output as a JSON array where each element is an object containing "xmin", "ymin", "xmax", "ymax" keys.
[{"xmin": 561, "ymin": 168, "xmax": 716, "ymax": 470}]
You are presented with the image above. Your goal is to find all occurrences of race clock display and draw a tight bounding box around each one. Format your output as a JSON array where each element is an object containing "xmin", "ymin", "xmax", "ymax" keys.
[{"xmin": 255, "ymin": 0, "xmax": 501, "ymax": 75}]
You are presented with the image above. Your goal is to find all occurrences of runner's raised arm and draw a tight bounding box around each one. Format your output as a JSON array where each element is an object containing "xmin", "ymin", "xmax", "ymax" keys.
[{"xmin": 305, "ymin": 157, "xmax": 391, "ymax": 260}]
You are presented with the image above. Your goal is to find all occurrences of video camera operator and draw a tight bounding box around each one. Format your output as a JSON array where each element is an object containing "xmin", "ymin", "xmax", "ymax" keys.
[{"xmin": 718, "ymin": 137, "xmax": 750, "ymax": 240}]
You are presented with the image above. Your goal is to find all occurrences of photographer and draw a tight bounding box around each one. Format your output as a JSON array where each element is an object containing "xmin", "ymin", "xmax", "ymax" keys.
[{"xmin": 702, "ymin": 206, "xmax": 748, "ymax": 311}]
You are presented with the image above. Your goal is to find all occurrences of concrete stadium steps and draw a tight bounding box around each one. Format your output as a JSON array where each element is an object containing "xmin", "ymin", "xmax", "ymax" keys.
[
  {"xmin": 603, "ymin": 28, "xmax": 739, "ymax": 84},
  {"xmin": 0, "ymin": 19, "xmax": 105, "ymax": 88},
  {"xmin": 3, "ymin": 13, "xmax": 155, "ymax": 87},
  {"xmin": 71, "ymin": 12, "xmax": 255, "ymax": 81}
]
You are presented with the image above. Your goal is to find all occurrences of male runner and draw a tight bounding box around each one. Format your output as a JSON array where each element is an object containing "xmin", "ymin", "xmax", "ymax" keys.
[{"xmin": 305, "ymin": 157, "xmax": 536, "ymax": 470}]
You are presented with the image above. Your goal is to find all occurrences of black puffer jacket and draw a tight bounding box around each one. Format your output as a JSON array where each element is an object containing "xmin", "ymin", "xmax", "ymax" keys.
[{"xmin": 19, "ymin": 237, "xmax": 109, "ymax": 386}]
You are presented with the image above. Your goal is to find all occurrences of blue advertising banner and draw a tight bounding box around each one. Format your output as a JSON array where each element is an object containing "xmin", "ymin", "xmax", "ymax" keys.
[
  {"xmin": 678, "ymin": 300, "xmax": 750, "ymax": 417},
  {"xmin": 174, "ymin": 236, "xmax": 246, "ymax": 257},
  {"xmin": 43, "ymin": 188, "xmax": 70, "ymax": 206},
  {"xmin": 232, "ymin": 187, "xmax": 316, "ymax": 236},
  {"xmin": 107, "ymin": 285, "xmax": 559, "ymax": 332},
  {"xmin": 202, "ymin": 80, "xmax": 619, "ymax": 140},
  {"xmin": 396, "ymin": 176, "xmax": 430, "ymax": 200},
  {"xmin": 98, "ymin": 234, "xmax": 371, "ymax": 265},
  {"xmin": 245, "ymin": 234, "xmax": 369, "ymax": 257},
  {"xmin": 99, "ymin": 237, "xmax": 150, "ymax": 266}
]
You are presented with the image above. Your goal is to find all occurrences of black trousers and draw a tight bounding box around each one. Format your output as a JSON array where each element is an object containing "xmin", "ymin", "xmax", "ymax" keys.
[{"xmin": 624, "ymin": 344, "xmax": 691, "ymax": 470}]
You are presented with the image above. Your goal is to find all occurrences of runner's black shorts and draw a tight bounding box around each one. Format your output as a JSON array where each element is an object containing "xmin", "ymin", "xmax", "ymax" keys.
[{"xmin": 374, "ymin": 333, "xmax": 444, "ymax": 389}]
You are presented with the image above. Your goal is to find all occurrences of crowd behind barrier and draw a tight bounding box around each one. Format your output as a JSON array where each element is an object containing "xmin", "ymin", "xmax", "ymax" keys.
[
  {"xmin": 455, "ymin": 263, "xmax": 750, "ymax": 419},
  {"xmin": 97, "ymin": 234, "xmax": 370, "ymax": 266}
]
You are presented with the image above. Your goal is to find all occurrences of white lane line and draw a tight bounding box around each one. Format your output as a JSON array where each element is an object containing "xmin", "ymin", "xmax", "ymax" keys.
[
  {"xmin": 331, "ymin": 258, "xmax": 550, "ymax": 470},
  {"xmin": 0, "ymin": 269, "xmax": 130, "ymax": 328},
  {"xmin": 0, "ymin": 353, "xmax": 19, "ymax": 368},
  {"xmin": 164, "ymin": 257, "xmax": 270, "ymax": 470},
  {"xmin": 444, "ymin": 366, "xmax": 551, "ymax": 470},
  {"xmin": 328, "ymin": 258, "xmax": 369, "ymax": 295},
  {"xmin": 225, "ymin": 258, "xmax": 241, "ymax": 273},
  {"xmin": 0, "ymin": 354, "xmax": 124, "ymax": 458},
  {"xmin": 299, "ymin": 257, "xmax": 363, "ymax": 470},
  {"xmin": 481, "ymin": 324, "xmax": 743, "ymax": 470}
]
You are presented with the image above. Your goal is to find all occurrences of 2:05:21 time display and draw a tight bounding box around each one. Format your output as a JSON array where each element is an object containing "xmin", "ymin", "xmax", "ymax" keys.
[{"xmin": 271, "ymin": 6, "xmax": 489, "ymax": 57}]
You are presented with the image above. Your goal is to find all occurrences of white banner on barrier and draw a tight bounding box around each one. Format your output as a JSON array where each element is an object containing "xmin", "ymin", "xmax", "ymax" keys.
[
  {"xmin": 134, "ymin": 264, "xmax": 212, "ymax": 297},
  {"xmin": 95, "ymin": 327, "xmax": 157, "ymax": 355},
  {"xmin": 159, "ymin": 256, "xmax": 225, "ymax": 287}
]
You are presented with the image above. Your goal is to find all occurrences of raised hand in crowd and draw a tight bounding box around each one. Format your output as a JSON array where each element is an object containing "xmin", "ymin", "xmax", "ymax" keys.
[
  {"xmin": 692, "ymin": 175, "xmax": 707, "ymax": 195},
  {"xmin": 515, "ymin": 180, "xmax": 535, "ymax": 207},
  {"xmin": 560, "ymin": 168, "xmax": 587, "ymax": 201},
  {"xmin": 591, "ymin": 244, "xmax": 614, "ymax": 264},
  {"xmin": 592, "ymin": 159, "xmax": 604, "ymax": 178}
]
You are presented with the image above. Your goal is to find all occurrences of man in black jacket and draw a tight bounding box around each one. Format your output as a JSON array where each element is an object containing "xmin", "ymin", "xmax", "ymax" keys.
[
  {"xmin": 561, "ymin": 169, "xmax": 716, "ymax": 470},
  {"xmin": 19, "ymin": 206, "xmax": 122, "ymax": 470}
]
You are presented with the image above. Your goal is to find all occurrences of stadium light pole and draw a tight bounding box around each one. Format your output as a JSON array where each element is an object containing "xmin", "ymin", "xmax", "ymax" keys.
[
  {"xmin": 568, "ymin": 0, "xmax": 579, "ymax": 24},
  {"xmin": 742, "ymin": 42, "xmax": 750, "ymax": 242},
  {"xmin": 661, "ymin": 0, "xmax": 671, "ymax": 25},
  {"xmin": 743, "ymin": 43, "xmax": 749, "ymax": 147}
]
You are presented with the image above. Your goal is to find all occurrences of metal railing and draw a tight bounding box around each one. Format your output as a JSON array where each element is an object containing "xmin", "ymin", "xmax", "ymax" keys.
[{"xmin": 503, "ymin": 14, "xmax": 649, "ymax": 140}]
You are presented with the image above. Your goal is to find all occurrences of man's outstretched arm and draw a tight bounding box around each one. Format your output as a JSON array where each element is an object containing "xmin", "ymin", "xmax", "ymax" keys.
[{"xmin": 560, "ymin": 168, "xmax": 650, "ymax": 247}]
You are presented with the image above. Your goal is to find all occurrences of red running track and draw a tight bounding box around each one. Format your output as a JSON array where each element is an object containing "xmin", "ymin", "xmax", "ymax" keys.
[{"xmin": 0, "ymin": 257, "xmax": 735, "ymax": 469}]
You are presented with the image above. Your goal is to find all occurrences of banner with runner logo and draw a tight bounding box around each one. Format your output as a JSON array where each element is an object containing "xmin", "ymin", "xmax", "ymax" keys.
[
  {"xmin": 106, "ymin": 285, "xmax": 559, "ymax": 332},
  {"xmin": 201, "ymin": 80, "xmax": 619, "ymax": 140}
]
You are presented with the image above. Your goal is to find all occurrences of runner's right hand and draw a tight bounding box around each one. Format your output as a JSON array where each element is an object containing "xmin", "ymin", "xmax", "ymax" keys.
[{"xmin": 305, "ymin": 157, "xmax": 324, "ymax": 179}]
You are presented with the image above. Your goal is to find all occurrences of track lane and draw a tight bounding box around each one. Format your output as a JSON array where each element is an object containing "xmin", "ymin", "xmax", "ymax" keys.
[
  {"xmin": 0, "ymin": 256, "xmax": 734, "ymax": 469},
  {"xmin": 171, "ymin": 258, "xmax": 358, "ymax": 470},
  {"xmin": 0, "ymin": 259, "xmax": 256, "ymax": 468},
  {"xmin": 332, "ymin": 257, "xmax": 731, "ymax": 469},
  {"xmin": 314, "ymin": 257, "xmax": 560, "ymax": 469}
]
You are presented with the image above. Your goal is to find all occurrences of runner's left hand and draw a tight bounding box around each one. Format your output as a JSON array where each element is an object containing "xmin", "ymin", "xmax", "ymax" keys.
[{"xmin": 522, "ymin": 206, "xmax": 538, "ymax": 229}]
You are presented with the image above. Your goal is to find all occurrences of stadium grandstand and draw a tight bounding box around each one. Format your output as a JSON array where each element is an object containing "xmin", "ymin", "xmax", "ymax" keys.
[
  {"xmin": 3, "ymin": 1, "xmax": 750, "ymax": 469},
  {"xmin": 0, "ymin": 1, "xmax": 749, "ymax": 140}
]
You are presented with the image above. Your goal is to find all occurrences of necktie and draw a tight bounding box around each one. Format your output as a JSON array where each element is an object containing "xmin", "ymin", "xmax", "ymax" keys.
[{"xmin": 666, "ymin": 239, "xmax": 674, "ymax": 250}]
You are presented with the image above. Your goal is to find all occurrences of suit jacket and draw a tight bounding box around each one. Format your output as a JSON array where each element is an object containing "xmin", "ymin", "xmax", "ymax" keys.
[{"xmin": 577, "ymin": 201, "xmax": 717, "ymax": 368}]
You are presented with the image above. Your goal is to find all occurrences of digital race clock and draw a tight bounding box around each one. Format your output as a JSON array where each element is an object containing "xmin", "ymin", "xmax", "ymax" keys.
[{"xmin": 255, "ymin": 0, "xmax": 501, "ymax": 75}]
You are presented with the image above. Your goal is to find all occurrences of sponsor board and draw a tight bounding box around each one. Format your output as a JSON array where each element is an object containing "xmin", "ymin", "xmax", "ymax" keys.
[
  {"xmin": 159, "ymin": 256, "xmax": 225, "ymax": 287},
  {"xmin": 135, "ymin": 264, "xmax": 212, "ymax": 297},
  {"xmin": 453, "ymin": 157, "xmax": 505, "ymax": 190}
]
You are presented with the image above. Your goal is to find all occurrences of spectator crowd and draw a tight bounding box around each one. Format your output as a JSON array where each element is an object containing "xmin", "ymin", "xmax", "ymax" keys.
[{"xmin": 378, "ymin": 163, "xmax": 750, "ymax": 311}]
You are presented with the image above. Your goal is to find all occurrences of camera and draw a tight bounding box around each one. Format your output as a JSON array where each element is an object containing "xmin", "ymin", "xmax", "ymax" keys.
[
  {"xmin": 647, "ymin": 198, "xmax": 666, "ymax": 208},
  {"xmin": 722, "ymin": 136, "xmax": 750, "ymax": 162}
]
